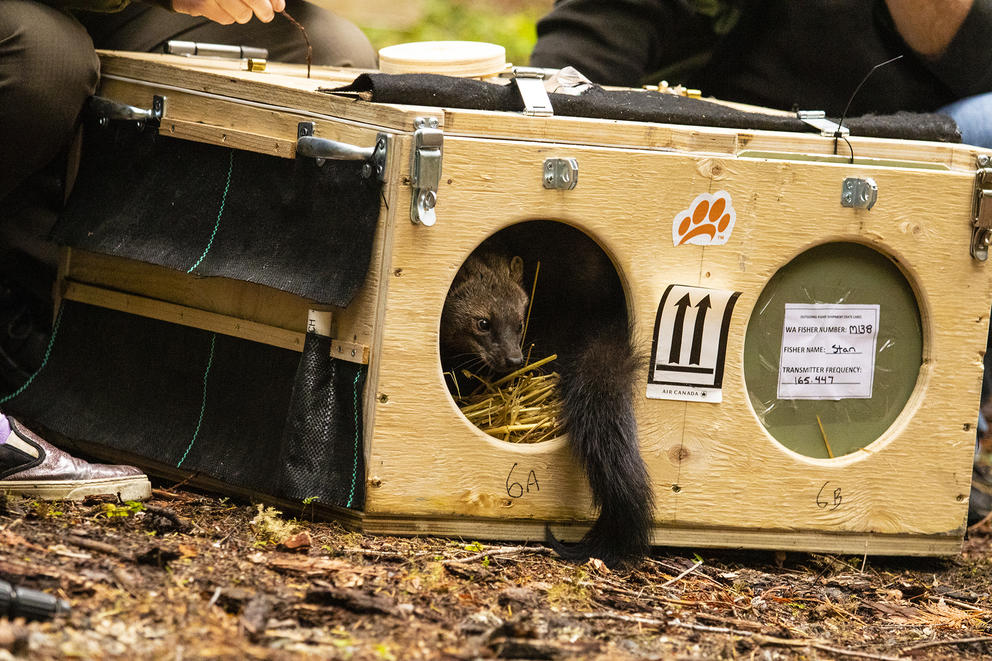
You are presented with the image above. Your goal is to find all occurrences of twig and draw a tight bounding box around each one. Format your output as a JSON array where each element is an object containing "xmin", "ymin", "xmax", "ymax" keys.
[
  {"xmin": 449, "ymin": 545, "xmax": 552, "ymax": 565},
  {"xmin": 572, "ymin": 613, "xmax": 903, "ymax": 661},
  {"xmin": 901, "ymin": 636, "xmax": 992, "ymax": 653},
  {"xmin": 66, "ymin": 534, "xmax": 131, "ymax": 560},
  {"xmin": 670, "ymin": 620, "xmax": 905, "ymax": 661},
  {"xmin": 661, "ymin": 558, "xmax": 703, "ymax": 588},
  {"xmin": 924, "ymin": 594, "xmax": 986, "ymax": 612}
]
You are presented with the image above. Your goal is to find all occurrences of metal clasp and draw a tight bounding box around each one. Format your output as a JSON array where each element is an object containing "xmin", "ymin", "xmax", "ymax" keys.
[
  {"xmin": 503, "ymin": 67, "xmax": 554, "ymax": 117},
  {"xmin": 296, "ymin": 122, "xmax": 389, "ymax": 181},
  {"xmin": 87, "ymin": 95, "xmax": 165, "ymax": 130},
  {"xmin": 972, "ymin": 154, "xmax": 992, "ymax": 261},
  {"xmin": 797, "ymin": 110, "xmax": 849, "ymax": 138},
  {"xmin": 841, "ymin": 177, "xmax": 877, "ymax": 210},
  {"xmin": 543, "ymin": 158, "xmax": 578, "ymax": 190},
  {"xmin": 410, "ymin": 117, "xmax": 443, "ymax": 226}
]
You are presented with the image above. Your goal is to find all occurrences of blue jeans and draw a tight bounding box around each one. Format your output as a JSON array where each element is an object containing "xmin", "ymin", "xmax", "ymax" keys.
[{"xmin": 939, "ymin": 92, "xmax": 992, "ymax": 149}]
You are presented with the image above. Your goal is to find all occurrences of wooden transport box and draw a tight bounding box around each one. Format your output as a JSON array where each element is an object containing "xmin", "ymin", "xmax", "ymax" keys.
[{"xmin": 52, "ymin": 51, "xmax": 992, "ymax": 556}]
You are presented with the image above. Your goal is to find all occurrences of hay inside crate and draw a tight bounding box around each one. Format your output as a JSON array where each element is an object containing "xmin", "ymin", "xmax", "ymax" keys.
[{"xmin": 451, "ymin": 353, "xmax": 564, "ymax": 444}]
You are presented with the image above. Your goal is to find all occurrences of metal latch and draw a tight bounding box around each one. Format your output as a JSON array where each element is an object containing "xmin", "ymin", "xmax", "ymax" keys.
[
  {"xmin": 503, "ymin": 67, "xmax": 554, "ymax": 117},
  {"xmin": 797, "ymin": 110, "xmax": 849, "ymax": 138},
  {"xmin": 87, "ymin": 95, "xmax": 165, "ymax": 130},
  {"xmin": 972, "ymin": 154, "xmax": 992, "ymax": 261},
  {"xmin": 841, "ymin": 177, "xmax": 877, "ymax": 210},
  {"xmin": 543, "ymin": 158, "xmax": 578, "ymax": 190},
  {"xmin": 410, "ymin": 117, "xmax": 443, "ymax": 226},
  {"xmin": 296, "ymin": 122, "xmax": 388, "ymax": 181}
]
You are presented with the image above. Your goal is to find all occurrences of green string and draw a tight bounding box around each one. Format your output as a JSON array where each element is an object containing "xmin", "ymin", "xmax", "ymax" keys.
[
  {"xmin": 0, "ymin": 304, "xmax": 64, "ymax": 406},
  {"xmin": 346, "ymin": 367, "xmax": 365, "ymax": 509},
  {"xmin": 187, "ymin": 149, "xmax": 234, "ymax": 274},
  {"xmin": 178, "ymin": 333, "xmax": 216, "ymax": 468}
]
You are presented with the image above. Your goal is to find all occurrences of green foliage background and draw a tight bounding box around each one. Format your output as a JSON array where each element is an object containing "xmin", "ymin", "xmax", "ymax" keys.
[{"xmin": 362, "ymin": 0, "xmax": 548, "ymax": 68}]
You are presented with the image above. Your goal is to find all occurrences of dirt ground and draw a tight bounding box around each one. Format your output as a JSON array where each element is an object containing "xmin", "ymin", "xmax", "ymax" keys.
[{"xmin": 2, "ymin": 484, "xmax": 992, "ymax": 661}]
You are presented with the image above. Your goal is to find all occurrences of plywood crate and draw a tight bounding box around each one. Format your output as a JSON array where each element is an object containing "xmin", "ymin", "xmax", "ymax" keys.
[{"xmin": 58, "ymin": 51, "xmax": 992, "ymax": 555}]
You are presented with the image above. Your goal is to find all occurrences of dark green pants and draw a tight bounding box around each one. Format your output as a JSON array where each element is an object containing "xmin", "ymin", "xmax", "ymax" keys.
[{"xmin": 0, "ymin": 0, "xmax": 375, "ymax": 262}]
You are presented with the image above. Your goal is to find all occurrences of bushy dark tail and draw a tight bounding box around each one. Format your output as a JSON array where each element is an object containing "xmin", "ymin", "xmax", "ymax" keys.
[{"xmin": 546, "ymin": 322, "xmax": 655, "ymax": 568}]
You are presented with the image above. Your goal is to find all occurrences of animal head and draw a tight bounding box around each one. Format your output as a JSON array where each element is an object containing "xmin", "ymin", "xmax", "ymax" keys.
[{"xmin": 440, "ymin": 251, "xmax": 528, "ymax": 374}]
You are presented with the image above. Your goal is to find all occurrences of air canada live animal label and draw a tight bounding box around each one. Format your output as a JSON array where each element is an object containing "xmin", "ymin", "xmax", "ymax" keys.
[
  {"xmin": 647, "ymin": 285, "xmax": 741, "ymax": 403},
  {"xmin": 777, "ymin": 303, "xmax": 880, "ymax": 400}
]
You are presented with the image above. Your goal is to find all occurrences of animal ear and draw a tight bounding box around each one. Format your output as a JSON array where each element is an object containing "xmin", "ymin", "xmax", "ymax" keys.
[{"xmin": 510, "ymin": 256, "xmax": 524, "ymax": 284}]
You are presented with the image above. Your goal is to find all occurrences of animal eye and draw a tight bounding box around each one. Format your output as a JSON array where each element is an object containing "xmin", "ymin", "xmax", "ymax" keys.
[{"xmin": 477, "ymin": 318, "xmax": 491, "ymax": 332}]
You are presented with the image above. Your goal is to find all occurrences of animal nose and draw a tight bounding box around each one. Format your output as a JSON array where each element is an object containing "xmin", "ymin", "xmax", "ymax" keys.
[{"xmin": 506, "ymin": 353, "xmax": 524, "ymax": 370}]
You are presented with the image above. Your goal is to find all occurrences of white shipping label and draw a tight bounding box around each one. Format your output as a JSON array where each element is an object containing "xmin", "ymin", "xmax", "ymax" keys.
[
  {"xmin": 777, "ymin": 303, "xmax": 880, "ymax": 400},
  {"xmin": 647, "ymin": 284, "xmax": 742, "ymax": 403}
]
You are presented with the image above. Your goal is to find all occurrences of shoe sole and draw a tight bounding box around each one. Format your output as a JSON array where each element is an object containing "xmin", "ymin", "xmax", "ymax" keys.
[{"xmin": 0, "ymin": 475, "xmax": 152, "ymax": 501}]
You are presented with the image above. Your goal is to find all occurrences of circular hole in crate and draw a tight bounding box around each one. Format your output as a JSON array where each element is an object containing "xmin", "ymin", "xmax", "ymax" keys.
[
  {"xmin": 743, "ymin": 242, "xmax": 923, "ymax": 459},
  {"xmin": 439, "ymin": 220, "xmax": 628, "ymax": 445}
]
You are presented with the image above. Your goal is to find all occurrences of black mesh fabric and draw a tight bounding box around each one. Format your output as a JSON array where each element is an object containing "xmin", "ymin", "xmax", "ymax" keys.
[
  {"xmin": 332, "ymin": 73, "xmax": 961, "ymax": 143},
  {"xmin": 279, "ymin": 332, "xmax": 366, "ymax": 508},
  {"xmin": 1, "ymin": 301, "xmax": 366, "ymax": 508},
  {"xmin": 53, "ymin": 122, "xmax": 383, "ymax": 306}
]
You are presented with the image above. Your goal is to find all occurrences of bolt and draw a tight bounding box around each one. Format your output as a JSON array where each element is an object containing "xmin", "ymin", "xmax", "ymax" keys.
[
  {"xmin": 422, "ymin": 190, "xmax": 437, "ymax": 209},
  {"xmin": 362, "ymin": 162, "xmax": 372, "ymax": 178}
]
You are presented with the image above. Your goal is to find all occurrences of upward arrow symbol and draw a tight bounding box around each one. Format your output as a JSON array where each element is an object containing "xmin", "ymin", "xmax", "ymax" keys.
[
  {"xmin": 689, "ymin": 295, "xmax": 711, "ymax": 365},
  {"xmin": 668, "ymin": 293, "xmax": 712, "ymax": 365},
  {"xmin": 668, "ymin": 293, "xmax": 693, "ymax": 364}
]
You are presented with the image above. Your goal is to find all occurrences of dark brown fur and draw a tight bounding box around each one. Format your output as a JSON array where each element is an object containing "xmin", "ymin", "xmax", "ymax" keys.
[
  {"xmin": 440, "ymin": 222, "xmax": 655, "ymax": 568},
  {"xmin": 440, "ymin": 250, "xmax": 527, "ymax": 374}
]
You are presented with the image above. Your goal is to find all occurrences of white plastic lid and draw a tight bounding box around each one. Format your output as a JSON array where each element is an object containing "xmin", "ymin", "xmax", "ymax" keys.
[{"xmin": 378, "ymin": 41, "xmax": 508, "ymax": 77}]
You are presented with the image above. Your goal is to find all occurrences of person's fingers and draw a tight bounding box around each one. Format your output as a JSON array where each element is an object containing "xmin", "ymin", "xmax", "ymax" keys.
[
  {"xmin": 240, "ymin": 0, "xmax": 278, "ymax": 23},
  {"xmin": 171, "ymin": 0, "xmax": 238, "ymax": 24},
  {"xmin": 213, "ymin": 0, "xmax": 254, "ymax": 24}
]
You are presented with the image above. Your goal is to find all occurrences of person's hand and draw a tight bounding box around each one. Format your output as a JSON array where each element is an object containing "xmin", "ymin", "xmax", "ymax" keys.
[{"xmin": 171, "ymin": 0, "xmax": 287, "ymax": 25}]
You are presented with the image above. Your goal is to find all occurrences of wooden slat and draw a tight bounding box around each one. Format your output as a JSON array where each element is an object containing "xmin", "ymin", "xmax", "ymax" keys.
[
  {"xmin": 361, "ymin": 515, "xmax": 962, "ymax": 556},
  {"xmin": 62, "ymin": 281, "xmax": 370, "ymax": 364}
]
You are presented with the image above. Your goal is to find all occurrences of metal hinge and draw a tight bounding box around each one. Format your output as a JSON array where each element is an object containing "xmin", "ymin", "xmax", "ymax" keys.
[
  {"xmin": 87, "ymin": 95, "xmax": 165, "ymax": 130},
  {"xmin": 972, "ymin": 154, "xmax": 992, "ymax": 261},
  {"xmin": 797, "ymin": 110, "xmax": 849, "ymax": 138},
  {"xmin": 296, "ymin": 122, "xmax": 389, "ymax": 181},
  {"xmin": 502, "ymin": 67, "xmax": 554, "ymax": 117},
  {"xmin": 410, "ymin": 117, "xmax": 443, "ymax": 226}
]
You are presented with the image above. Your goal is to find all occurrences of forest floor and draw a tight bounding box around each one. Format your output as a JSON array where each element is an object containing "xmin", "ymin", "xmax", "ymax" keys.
[{"xmin": 2, "ymin": 483, "xmax": 992, "ymax": 660}]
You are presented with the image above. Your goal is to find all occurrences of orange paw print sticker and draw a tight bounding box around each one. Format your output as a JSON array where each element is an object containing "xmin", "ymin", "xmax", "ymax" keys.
[{"xmin": 672, "ymin": 191, "xmax": 736, "ymax": 246}]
